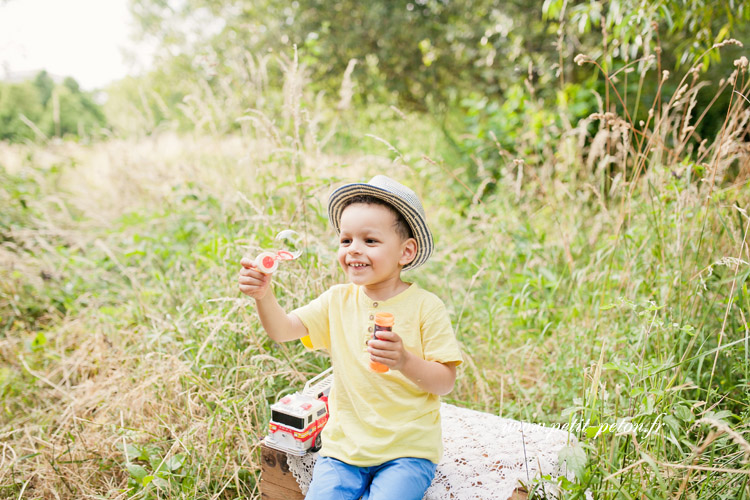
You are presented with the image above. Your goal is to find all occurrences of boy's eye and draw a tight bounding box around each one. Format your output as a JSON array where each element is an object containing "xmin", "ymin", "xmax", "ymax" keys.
[
  {"xmin": 366, "ymin": 239, "xmax": 378, "ymax": 244},
  {"xmin": 340, "ymin": 238, "xmax": 351, "ymax": 245}
]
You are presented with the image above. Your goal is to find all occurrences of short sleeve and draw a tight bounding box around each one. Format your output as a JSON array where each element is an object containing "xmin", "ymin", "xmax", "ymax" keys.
[
  {"xmin": 421, "ymin": 297, "xmax": 463, "ymax": 366},
  {"xmin": 291, "ymin": 289, "xmax": 332, "ymax": 351}
]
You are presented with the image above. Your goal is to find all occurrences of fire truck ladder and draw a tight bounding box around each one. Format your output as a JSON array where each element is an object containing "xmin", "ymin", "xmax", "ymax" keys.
[{"xmin": 303, "ymin": 367, "xmax": 333, "ymax": 399}]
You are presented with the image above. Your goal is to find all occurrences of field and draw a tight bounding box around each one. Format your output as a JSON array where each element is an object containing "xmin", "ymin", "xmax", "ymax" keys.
[{"xmin": 2, "ymin": 55, "xmax": 750, "ymax": 499}]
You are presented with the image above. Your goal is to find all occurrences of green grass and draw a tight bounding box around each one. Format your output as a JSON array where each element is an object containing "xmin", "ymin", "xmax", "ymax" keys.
[{"xmin": 1, "ymin": 56, "xmax": 749, "ymax": 499}]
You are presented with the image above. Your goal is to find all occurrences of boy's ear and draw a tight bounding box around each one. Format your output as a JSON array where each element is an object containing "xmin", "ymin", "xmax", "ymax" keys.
[{"xmin": 399, "ymin": 238, "xmax": 418, "ymax": 267}]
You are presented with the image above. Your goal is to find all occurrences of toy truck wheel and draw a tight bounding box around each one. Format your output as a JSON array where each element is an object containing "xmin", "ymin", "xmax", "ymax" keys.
[{"xmin": 311, "ymin": 434, "xmax": 322, "ymax": 452}]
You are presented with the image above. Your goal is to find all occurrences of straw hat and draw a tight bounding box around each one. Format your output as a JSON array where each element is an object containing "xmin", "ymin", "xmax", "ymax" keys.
[{"xmin": 327, "ymin": 175, "xmax": 434, "ymax": 271}]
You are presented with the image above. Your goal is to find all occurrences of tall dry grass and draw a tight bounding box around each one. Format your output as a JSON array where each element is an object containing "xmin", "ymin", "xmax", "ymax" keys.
[
  {"xmin": 1, "ymin": 41, "xmax": 749, "ymax": 499},
  {"xmin": 0, "ymin": 52, "xmax": 452, "ymax": 497}
]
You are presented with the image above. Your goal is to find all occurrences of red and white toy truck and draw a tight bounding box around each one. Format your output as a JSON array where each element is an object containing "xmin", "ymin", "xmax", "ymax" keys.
[{"xmin": 264, "ymin": 367, "xmax": 333, "ymax": 456}]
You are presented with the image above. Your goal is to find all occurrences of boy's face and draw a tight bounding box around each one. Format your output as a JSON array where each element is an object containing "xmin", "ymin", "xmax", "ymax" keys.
[{"xmin": 337, "ymin": 203, "xmax": 417, "ymax": 290}]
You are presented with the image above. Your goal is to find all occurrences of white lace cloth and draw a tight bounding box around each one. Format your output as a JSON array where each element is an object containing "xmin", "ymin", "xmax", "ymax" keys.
[{"xmin": 287, "ymin": 403, "xmax": 578, "ymax": 499}]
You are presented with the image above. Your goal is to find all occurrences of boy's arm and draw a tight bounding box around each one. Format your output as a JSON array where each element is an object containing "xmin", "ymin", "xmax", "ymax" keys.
[
  {"xmin": 239, "ymin": 257, "xmax": 308, "ymax": 342},
  {"xmin": 255, "ymin": 292, "xmax": 309, "ymax": 342},
  {"xmin": 367, "ymin": 331, "xmax": 457, "ymax": 396},
  {"xmin": 400, "ymin": 355, "xmax": 457, "ymax": 396}
]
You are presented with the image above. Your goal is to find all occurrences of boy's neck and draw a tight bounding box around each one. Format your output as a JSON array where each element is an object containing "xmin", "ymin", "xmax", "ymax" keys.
[{"xmin": 360, "ymin": 277, "xmax": 411, "ymax": 302}]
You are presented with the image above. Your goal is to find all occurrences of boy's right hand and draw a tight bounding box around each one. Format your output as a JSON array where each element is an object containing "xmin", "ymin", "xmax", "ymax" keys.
[{"xmin": 238, "ymin": 257, "xmax": 272, "ymax": 300}]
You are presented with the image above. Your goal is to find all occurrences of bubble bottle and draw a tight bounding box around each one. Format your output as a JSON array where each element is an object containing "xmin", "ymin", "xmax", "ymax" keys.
[{"xmin": 370, "ymin": 312, "xmax": 394, "ymax": 373}]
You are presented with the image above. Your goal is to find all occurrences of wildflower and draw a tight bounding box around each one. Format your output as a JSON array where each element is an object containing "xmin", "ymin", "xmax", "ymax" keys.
[
  {"xmin": 734, "ymin": 56, "xmax": 749, "ymax": 71},
  {"xmin": 714, "ymin": 38, "xmax": 743, "ymax": 49},
  {"xmin": 672, "ymin": 84, "xmax": 689, "ymax": 107},
  {"xmin": 574, "ymin": 54, "xmax": 590, "ymax": 66},
  {"xmin": 661, "ymin": 70, "xmax": 670, "ymax": 82},
  {"xmin": 697, "ymin": 139, "xmax": 708, "ymax": 156}
]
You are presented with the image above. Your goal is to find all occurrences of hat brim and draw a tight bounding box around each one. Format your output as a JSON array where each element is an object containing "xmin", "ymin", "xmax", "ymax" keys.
[{"xmin": 328, "ymin": 183, "xmax": 433, "ymax": 271}]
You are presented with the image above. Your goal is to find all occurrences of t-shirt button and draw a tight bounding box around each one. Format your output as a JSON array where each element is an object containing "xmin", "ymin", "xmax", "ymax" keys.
[
  {"xmin": 369, "ymin": 314, "xmax": 374, "ymax": 320},
  {"xmin": 368, "ymin": 326, "xmax": 373, "ymax": 333},
  {"xmin": 373, "ymin": 302, "xmax": 379, "ymax": 307}
]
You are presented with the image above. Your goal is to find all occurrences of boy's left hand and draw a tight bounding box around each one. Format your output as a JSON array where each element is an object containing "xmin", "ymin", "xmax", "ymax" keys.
[{"xmin": 368, "ymin": 330, "xmax": 410, "ymax": 372}]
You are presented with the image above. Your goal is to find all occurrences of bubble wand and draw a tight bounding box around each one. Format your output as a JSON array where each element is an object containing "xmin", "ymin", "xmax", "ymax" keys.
[{"xmin": 250, "ymin": 229, "xmax": 303, "ymax": 274}]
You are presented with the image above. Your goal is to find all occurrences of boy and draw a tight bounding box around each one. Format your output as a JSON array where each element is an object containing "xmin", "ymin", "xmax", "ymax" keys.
[{"xmin": 238, "ymin": 175, "xmax": 462, "ymax": 500}]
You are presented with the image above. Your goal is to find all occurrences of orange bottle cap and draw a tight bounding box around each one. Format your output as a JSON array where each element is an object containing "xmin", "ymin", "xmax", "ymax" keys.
[{"xmin": 374, "ymin": 312, "xmax": 394, "ymax": 327}]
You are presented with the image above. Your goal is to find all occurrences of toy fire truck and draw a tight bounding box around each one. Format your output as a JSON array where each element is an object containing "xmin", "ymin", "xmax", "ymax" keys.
[{"xmin": 264, "ymin": 367, "xmax": 333, "ymax": 456}]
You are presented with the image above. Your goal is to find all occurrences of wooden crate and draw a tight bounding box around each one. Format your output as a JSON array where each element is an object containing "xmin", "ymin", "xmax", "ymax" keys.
[
  {"xmin": 260, "ymin": 442, "xmax": 528, "ymax": 500},
  {"xmin": 260, "ymin": 443, "xmax": 305, "ymax": 500}
]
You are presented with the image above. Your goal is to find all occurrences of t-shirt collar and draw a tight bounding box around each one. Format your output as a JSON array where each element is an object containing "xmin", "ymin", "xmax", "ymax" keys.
[{"xmin": 357, "ymin": 283, "xmax": 417, "ymax": 308}]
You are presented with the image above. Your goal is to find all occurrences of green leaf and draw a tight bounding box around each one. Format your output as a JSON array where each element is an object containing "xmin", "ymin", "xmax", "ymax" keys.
[
  {"xmin": 118, "ymin": 443, "xmax": 142, "ymax": 461},
  {"xmin": 558, "ymin": 443, "xmax": 587, "ymax": 479},
  {"xmin": 704, "ymin": 409, "xmax": 734, "ymax": 421},
  {"xmin": 127, "ymin": 464, "xmax": 148, "ymax": 482},
  {"xmin": 165, "ymin": 453, "xmax": 186, "ymax": 471},
  {"xmin": 31, "ymin": 331, "xmax": 47, "ymax": 351},
  {"xmin": 152, "ymin": 476, "xmax": 170, "ymax": 489},
  {"xmin": 664, "ymin": 413, "xmax": 680, "ymax": 433},
  {"xmin": 673, "ymin": 405, "xmax": 693, "ymax": 422}
]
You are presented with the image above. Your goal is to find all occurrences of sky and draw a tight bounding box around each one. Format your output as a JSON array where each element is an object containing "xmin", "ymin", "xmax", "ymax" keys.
[{"xmin": 0, "ymin": 0, "xmax": 154, "ymax": 90}]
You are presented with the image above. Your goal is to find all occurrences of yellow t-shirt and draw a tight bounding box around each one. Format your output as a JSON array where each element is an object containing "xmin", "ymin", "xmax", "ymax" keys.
[{"xmin": 291, "ymin": 283, "xmax": 463, "ymax": 466}]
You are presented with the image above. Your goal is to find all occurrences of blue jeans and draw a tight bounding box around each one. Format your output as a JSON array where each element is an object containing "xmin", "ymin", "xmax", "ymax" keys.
[{"xmin": 305, "ymin": 456, "xmax": 437, "ymax": 500}]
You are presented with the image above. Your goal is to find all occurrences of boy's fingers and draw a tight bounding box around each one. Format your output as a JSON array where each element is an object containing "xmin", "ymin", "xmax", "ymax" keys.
[
  {"xmin": 240, "ymin": 257, "xmax": 257, "ymax": 269},
  {"xmin": 369, "ymin": 338, "xmax": 398, "ymax": 352},
  {"xmin": 239, "ymin": 265, "xmax": 267, "ymax": 280},
  {"xmin": 239, "ymin": 272, "xmax": 270, "ymax": 285},
  {"xmin": 373, "ymin": 331, "xmax": 399, "ymax": 343}
]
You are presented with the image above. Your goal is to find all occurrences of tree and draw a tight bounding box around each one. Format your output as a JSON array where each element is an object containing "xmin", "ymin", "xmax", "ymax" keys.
[
  {"xmin": 33, "ymin": 71, "xmax": 54, "ymax": 107},
  {"xmin": 0, "ymin": 82, "xmax": 44, "ymax": 142},
  {"xmin": 0, "ymin": 73, "xmax": 108, "ymax": 142},
  {"xmin": 129, "ymin": 0, "xmax": 555, "ymax": 109},
  {"xmin": 38, "ymin": 84, "xmax": 107, "ymax": 139},
  {"xmin": 129, "ymin": 0, "xmax": 748, "ymax": 113}
]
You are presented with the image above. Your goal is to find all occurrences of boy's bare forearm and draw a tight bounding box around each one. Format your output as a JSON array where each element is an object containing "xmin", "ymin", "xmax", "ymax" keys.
[
  {"xmin": 399, "ymin": 354, "xmax": 457, "ymax": 396},
  {"xmin": 255, "ymin": 292, "xmax": 308, "ymax": 342}
]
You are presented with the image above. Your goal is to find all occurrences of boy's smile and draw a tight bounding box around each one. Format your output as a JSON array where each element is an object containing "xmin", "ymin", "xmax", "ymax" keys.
[{"xmin": 337, "ymin": 203, "xmax": 417, "ymax": 298}]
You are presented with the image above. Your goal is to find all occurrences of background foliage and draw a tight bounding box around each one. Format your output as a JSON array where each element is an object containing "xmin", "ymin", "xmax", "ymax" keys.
[
  {"xmin": 0, "ymin": 71, "xmax": 106, "ymax": 142},
  {"xmin": 1, "ymin": 0, "xmax": 749, "ymax": 499}
]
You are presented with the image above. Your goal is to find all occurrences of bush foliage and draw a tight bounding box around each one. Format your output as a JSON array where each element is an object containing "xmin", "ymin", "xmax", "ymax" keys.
[
  {"xmin": 1, "ymin": 0, "xmax": 749, "ymax": 498},
  {"xmin": 0, "ymin": 71, "xmax": 107, "ymax": 142}
]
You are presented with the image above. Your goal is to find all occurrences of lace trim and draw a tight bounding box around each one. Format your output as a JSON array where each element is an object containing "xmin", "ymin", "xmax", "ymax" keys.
[{"xmin": 287, "ymin": 403, "xmax": 578, "ymax": 499}]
